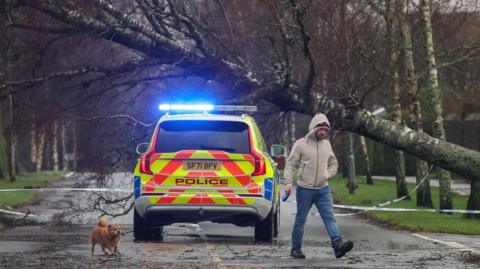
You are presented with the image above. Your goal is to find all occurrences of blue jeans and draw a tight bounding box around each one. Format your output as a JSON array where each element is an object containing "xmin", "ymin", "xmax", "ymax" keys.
[{"xmin": 292, "ymin": 185, "xmax": 341, "ymax": 249}]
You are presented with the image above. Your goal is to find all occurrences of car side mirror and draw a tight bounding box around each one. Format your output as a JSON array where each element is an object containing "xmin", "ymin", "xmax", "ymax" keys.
[
  {"xmin": 270, "ymin": 144, "xmax": 286, "ymax": 157},
  {"xmin": 270, "ymin": 144, "xmax": 287, "ymax": 171},
  {"xmin": 136, "ymin": 143, "xmax": 150, "ymax": 155}
]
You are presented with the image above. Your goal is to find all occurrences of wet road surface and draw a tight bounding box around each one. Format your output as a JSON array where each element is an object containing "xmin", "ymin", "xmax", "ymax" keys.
[{"xmin": 0, "ymin": 173, "xmax": 479, "ymax": 268}]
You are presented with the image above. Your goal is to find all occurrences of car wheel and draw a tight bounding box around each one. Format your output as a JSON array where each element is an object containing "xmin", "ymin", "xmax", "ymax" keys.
[
  {"xmin": 254, "ymin": 207, "xmax": 274, "ymax": 243},
  {"xmin": 151, "ymin": 225, "xmax": 164, "ymax": 242},
  {"xmin": 134, "ymin": 207, "xmax": 151, "ymax": 241}
]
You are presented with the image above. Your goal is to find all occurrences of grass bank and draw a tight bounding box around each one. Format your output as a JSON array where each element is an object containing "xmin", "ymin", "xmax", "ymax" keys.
[
  {"xmin": 0, "ymin": 171, "xmax": 65, "ymax": 230},
  {"xmin": 330, "ymin": 176, "xmax": 480, "ymax": 235}
]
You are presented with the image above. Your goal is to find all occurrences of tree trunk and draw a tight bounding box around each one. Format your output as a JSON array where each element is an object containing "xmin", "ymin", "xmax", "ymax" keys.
[
  {"xmin": 35, "ymin": 127, "xmax": 45, "ymax": 172},
  {"xmin": 52, "ymin": 120, "xmax": 59, "ymax": 171},
  {"xmin": 61, "ymin": 122, "xmax": 68, "ymax": 171},
  {"xmin": 289, "ymin": 112, "xmax": 296, "ymax": 150},
  {"xmin": 45, "ymin": 140, "xmax": 51, "ymax": 170},
  {"xmin": 358, "ymin": 135, "xmax": 373, "ymax": 185},
  {"xmin": 393, "ymin": 151, "xmax": 409, "ymax": 198},
  {"xmin": 0, "ymin": 16, "xmax": 4, "ymax": 180},
  {"xmin": 386, "ymin": 0, "xmax": 408, "ymax": 198},
  {"xmin": 8, "ymin": 94, "xmax": 16, "ymax": 181},
  {"xmin": 396, "ymin": 0, "xmax": 432, "ymax": 207},
  {"xmin": 72, "ymin": 121, "xmax": 77, "ymax": 171},
  {"xmin": 354, "ymin": 109, "xmax": 480, "ymax": 180},
  {"xmin": 420, "ymin": 0, "xmax": 452, "ymax": 210},
  {"xmin": 30, "ymin": 119, "xmax": 36, "ymax": 166},
  {"xmin": 5, "ymin": 33, "xmax": 16, "ymax": 181},
  {"xmin": 347, "ymin": 133, "xmax": 356, "ymax": 194},
  {"xmin": 465, "ymin": 179, "xmax": 480, "ymax": 219},
  {"xmin": 341, "ymin": 134, "xmax": 349, "ymax": 179},
  {"xmin": 0, "ymin": 103, "xmax": 3, "ymax": 180}
]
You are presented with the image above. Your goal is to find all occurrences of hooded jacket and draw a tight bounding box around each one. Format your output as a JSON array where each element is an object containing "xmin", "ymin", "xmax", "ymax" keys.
[{"xmin": 284, "ymin": 113, "xmax": 338, "ymax": 189}]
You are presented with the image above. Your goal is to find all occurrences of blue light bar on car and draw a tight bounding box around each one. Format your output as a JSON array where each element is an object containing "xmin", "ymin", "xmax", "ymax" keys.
[
  {"xmin": 159, "ymin": 104, "xmax": 257, "ymax": 112},
  {"xmin": 159, "ymin": 104, "xmax": 214, "ymax": 111}
]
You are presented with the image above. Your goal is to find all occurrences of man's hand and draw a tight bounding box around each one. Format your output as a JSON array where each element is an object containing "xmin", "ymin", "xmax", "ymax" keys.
[{"xmin": 285, "ymin": 183, "xmax": 293, "ymax": 194}]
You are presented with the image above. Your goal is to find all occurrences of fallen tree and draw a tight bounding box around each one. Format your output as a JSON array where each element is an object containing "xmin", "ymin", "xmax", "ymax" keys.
[{"xmin": 1, "ymin": 0, "xmax": 479, "ymax": 181}]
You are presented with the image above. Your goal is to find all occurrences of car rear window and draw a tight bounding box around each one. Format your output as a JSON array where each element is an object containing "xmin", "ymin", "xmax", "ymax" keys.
[{"xmin": 155, "ymin": 120, "xmax": 251, "ymax": 154}]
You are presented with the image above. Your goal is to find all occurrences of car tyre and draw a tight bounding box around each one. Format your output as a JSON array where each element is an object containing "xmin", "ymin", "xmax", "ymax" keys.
[
  {"xmin": 134, "ymin": 207, "xmax": 151, "ymax": 241},
  {"xmin": 151, "ymin": 226, "xmax": 164, "ymax": 242},
  {"xmin": 255, "ymin": 206, "xmax": 274, "ymax": 242}
]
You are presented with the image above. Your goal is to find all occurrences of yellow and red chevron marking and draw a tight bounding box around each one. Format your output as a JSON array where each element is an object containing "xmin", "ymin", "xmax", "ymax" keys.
[
  {"xmin": 242, "ymin": 154, "xmax": 255, "ymax": 166},
  {"xmin": 153, "ymin": 169, "xmax": 197, "ymax": 204},
  {"xmin": 186, "ymin": 193, "xmax": 215, "ymax": 204},
  {"xmin": 148, "ymin": 170, "xmax": 255, "ymax": 206},
  {"xmin": 154, "ymin": 189, "xmax": 185, "ymax": 204},
  {"xmin": 142, "ymin": 151, "xmax": 194, "ymax": 192},
  {"xmin": 150, "ymin": 192, "xmax": 256, "ymax": 206},
  {"xmin": 143, "ymin": 149, "xmax": 263, "ymax": 205},
  {"xmin": 209, "ymin": 151, "xmax": 260, "ymax": 193},
  {"xmin": 217, "ymin": 190, "xmax": 247, "ymax": 205},
  {"xmin": 144, "ymin": 180, "xmax": 156, "ymax": 192},
  {"xmin": 152, "ymin": 150, "xmax": 195, "ymax": 185},
  {"xmin": 144, "ymin": 150, "xmax": 257, "ymax": 188}
]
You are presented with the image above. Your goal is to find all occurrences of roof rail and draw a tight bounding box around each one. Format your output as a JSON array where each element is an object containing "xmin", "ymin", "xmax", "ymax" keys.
[{"xmin": 213, "ymin": 105, "xmax": 257, "ymax": 112}]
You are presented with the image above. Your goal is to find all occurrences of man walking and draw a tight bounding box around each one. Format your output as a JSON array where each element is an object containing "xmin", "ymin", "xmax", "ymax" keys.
[{"xmin": 284, "ymin": 113, "xmax": 353, "ymax": 259}]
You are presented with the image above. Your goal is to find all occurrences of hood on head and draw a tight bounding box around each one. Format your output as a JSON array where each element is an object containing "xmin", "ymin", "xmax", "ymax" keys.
[
  {"xmin": 306, "ymin": 113, "xmax": 331, "ymax": 140},
  {"xmin": 308, "ymin": 113, "xmax": 330, "ymax": 131}
]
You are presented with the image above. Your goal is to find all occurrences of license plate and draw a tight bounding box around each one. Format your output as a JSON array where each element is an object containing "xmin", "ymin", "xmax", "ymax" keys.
[{"xmin": 183, "ymin": 161, "xmax": 221, "ymax": 171}]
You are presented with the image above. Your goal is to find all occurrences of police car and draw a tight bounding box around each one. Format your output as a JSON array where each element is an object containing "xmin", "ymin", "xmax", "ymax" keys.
[{"xmin": 133, "ymin": 104, "xmax": 286, "ymax": 242}]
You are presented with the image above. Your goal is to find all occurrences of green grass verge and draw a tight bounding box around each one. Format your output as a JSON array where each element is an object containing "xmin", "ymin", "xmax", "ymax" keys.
[
  {"xmin": 330, "ymin": 176, "xmax": 480, "ymax": 235},
  {"xmin": 0, "ymin": 171, "xmax": 65, "ymax": 208}
]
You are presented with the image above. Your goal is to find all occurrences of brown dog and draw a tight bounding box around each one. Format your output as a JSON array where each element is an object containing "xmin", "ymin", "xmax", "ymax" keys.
[{"xmin": 91, "ymin": 217, "xmax": 123, "ymax": 255}]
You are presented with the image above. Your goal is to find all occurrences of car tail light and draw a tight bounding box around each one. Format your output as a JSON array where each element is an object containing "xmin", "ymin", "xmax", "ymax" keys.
[
  {"xmin": 251, "ymin": 149, "xmax": 266, "ymax": 176},
  {"xmin": 248, "ymin": 128, "xmax": 266, "ymax": 176},
  {"xmin": 140, "ymin": 128, "xmax": 159, "ymax": 175},
  {"xmin": 139, "ymin": 147, "xmax": 154, "ymax": 175}
]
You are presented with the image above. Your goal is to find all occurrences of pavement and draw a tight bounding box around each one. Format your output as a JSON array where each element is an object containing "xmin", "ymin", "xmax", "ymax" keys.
[{"xmin": 0, "ymin": 173, "xmax": 478, "ymax": 268}]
